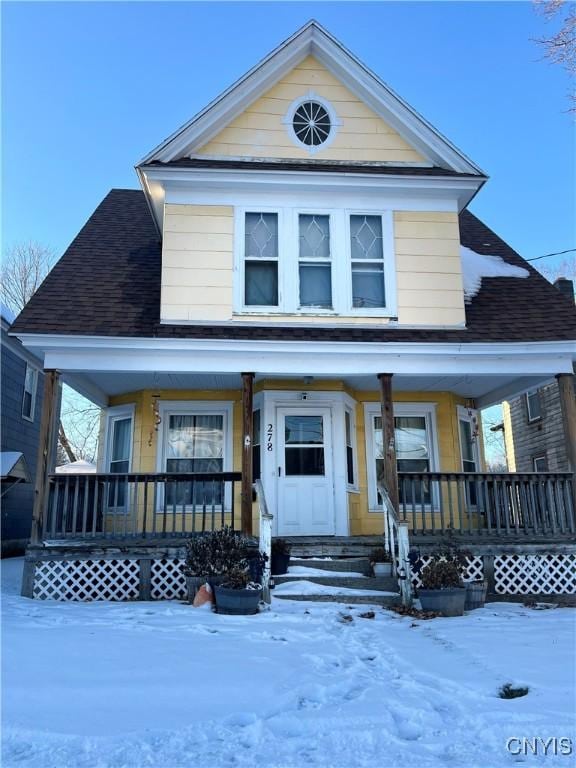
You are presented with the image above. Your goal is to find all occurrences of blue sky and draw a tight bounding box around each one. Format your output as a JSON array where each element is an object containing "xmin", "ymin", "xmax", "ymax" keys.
[{"xmin": 2, "ymin": 1, "xmax": 575, "ymax": 275}]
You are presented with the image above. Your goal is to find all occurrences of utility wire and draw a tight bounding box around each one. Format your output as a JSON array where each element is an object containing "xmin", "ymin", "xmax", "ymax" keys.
[{"xmin": 526, "ymin": 248, "xmax": 576, "ymax": 262}]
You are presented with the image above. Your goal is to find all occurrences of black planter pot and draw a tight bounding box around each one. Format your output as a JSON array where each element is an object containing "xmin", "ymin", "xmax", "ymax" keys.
[
  {"xmin": 271, "ymin": 552, "xmax": 290, "ymax": 575},
  {"xmin": 418, "ymin": 587, "xmax": 466, "ymax": 617},
  {"xmin": 214, "ymin": 585, "xmax": 262, "ymax": 615}
]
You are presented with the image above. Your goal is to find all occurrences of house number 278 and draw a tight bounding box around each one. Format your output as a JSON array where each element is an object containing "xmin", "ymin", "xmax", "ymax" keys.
[{"xmin": 266, "ymin": 424, "xmax": 273, "ymax": 451}]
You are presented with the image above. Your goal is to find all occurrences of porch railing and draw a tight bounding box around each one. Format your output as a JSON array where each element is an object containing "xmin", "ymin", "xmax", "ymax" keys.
[
  {"xmin": 43, "ymin": 471, "xmax": 242, "ymax": 540},
  {"xmin": 378, "ymin": 481, "xmax": 412, "ymax": 606},
  {"xmin": 397, "ymin": 472, "xmax": 575, "ymax": 536}
]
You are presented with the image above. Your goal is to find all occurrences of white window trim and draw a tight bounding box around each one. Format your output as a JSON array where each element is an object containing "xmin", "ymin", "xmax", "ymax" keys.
[
  {"xmin": 21, "ymin": 363, "xmax": 38, "ymax": 422},
  {"xmin": 234, "ymin": 206, "xmax": 397, "ymax": 318},
  {"xmin": 457, "ymin": 405, "xmax": 482, "ymax": 472},
  {"xmin": 103, "ymin": 404, "xmax": 135, "ymax": 472},
  {"xmin": 155, "ymin": 401, "xmax": 234, "ymax": 512},
  {"xmin": 102, "ymin": 404, "xmax": 135, "ymax": 514},
  {"xmin": 525, "ymin": 390, "xmax": 542, "ymax": 423},
  {"xmin": 533, "ymin": 455, "xmax": 548, "ymax": 472},
  {"xmin": 364, "ymin": 402, "xmax": 440, "ymax": 512},
  {"xmin": 282, "ymin": 91, "xmax": 342, "ymax": 155}
]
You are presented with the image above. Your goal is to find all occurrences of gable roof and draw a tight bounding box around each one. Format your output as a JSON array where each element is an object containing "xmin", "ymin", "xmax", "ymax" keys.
[
  {"xmin": 138, "ymin": 20, "xmax": 484, "ymax": 176},
  {"xmin": 10, "ymin": 189, "xmax": 576, "ymax": 345}
]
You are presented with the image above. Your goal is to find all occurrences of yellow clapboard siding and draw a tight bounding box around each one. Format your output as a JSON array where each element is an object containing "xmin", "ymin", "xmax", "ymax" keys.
[
  {"xmin": 396, "ymin": 272, "xmax": 463, "ymax": 292},
  {"xmin": 161, "ymin": 204, "xmax": 234, "ymax": 323},
  {"xmin": 398, "ymin": 289, "xmax": 464, "ymax": 309},
  {"xmin": 162, "ymin": 267, "xmax": 234, "ymax": 288},
  {"xmin": 163, "ymin": 231, "xmax": 233, "ymax": 252},
  {"xmin": 198, "ymin": 55, "xmax": 426, "ymax": 163},
  {"xmin": 163, "ymin": 250, "xmax": 233, "ymax": 271},
  {"xmin": 395, "ymin": 211, "xmax": 459, "ymax": 223},
  {"xmin": 163, "ymin": 215, "xmax": 234, "ymax": 235},
  {"xmin": 162, "ymin": 285, "xmax": 233, "ymax": 306},
  {"xmin": 395, "ymin": 239, "xmax": 461, "ymax": 258},
  {"xmin": 395, "ymin": 220, "xmax": 460, "ymax": 240},
  {"xmin": 165, "ymin": 204, "xmax": 233, "ymax": 217}
]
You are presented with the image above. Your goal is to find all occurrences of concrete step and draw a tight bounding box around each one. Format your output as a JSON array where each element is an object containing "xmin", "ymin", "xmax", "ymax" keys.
[
  {"xmin": 288, "ymin": 557, "xmax": 372, "ymax": 576},
  {"xmin": 273, "ymin": 592, "xmax": 400, "ymax": 607},
  {"xmin": 274, "ymin": 574, "xmax": 398, "ymax": 591}
]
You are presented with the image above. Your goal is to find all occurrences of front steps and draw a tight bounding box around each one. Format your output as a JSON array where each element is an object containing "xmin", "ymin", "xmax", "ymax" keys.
[{"xmin": 272, "ymin": 556, "xmax": 400, "ymax": 607}]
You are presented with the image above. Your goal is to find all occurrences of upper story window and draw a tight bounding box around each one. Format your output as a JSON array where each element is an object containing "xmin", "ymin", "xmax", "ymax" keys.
[
  {"xmin": 22, "ymin": 364, "xmax": 38, "ymax": 421},
  {"xmin": 236, "ymin": 208, "xmax": 396, "ymax": 317},
  {"xmin": 350, "ymin": 215, "xmax": 385, "ymax": 308},
  {"xmin": 525, "ymin": 390, "xmax": 542, "ymax": 422},
  {"xmin": 244, "ymin": 212, "xmax": 279, "ymax": 307},
  {"xmin": 299, "ymin": 214, "xmax": 332, "ymax": 309}
]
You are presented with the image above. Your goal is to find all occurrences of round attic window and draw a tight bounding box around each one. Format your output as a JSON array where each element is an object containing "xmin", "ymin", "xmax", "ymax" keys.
[{"xmin": 292, "ymin": 101, "xmax": 331, "ymax": 147}]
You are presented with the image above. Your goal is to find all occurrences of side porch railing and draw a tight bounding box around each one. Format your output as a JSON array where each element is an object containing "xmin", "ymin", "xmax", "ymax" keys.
[
  {"xmin": 43, "ymin": 471, "xmax": 242, "ymax": 541},
  {"xmin": 397, "ymin": 471, "xmax": 575, "ymax": 536}
]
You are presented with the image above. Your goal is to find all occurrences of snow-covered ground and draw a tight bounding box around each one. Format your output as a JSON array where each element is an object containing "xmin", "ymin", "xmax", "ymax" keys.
[{"xmin": 2, "ymin": 558, "xmax": 574, "ymax": 768}]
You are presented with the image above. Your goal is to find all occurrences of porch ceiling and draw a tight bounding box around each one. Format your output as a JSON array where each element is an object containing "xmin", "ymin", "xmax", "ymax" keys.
[{"xmin": 65, "ymin": 370, "xmax": 551, "ymax": 410}]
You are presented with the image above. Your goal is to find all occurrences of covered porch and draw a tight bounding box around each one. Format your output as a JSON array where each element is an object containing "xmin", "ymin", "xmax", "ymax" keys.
[
  {"xmin": 23, "ymin": 334, "xmax": 576, "ymax": 548},
  {"xmin": 15, "ymin": 334, "xmax": 575, "ymax": 600}
]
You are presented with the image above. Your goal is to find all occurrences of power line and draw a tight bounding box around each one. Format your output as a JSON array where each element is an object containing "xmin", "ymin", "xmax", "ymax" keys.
[{"xmin": 526, "ymin": 248, "xmax": 576, "ymax": 262}]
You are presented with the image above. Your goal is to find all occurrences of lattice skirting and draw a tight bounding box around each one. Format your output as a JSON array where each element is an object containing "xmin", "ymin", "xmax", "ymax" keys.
[
  {"xmin": 32, "ymin": 558, "xmax": 188, "ymax": 602},
  {"xmin": 150, "ymin": 558, "xmax": 186, "ymax": 600},
  {"xmin": 494, "ymin": 554, "xmax": 576, "ymax": 594},
  {"xmin": 33, "ymin": 559, "xmax": 140, "ymax": 601},
  {"xmin": 409, "ymin": 555, "xmax": 484, "ymax": 589}
]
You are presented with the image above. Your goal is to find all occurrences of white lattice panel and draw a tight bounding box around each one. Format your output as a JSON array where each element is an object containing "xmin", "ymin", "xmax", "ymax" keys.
[
  {"xmin": 495, "ymin": 555, "xmax": 576, "ymax": 594},
  {"xmin": 33, "ymin": 559, "xmax": 139, "ymax": 601},
  {"xmin": 151, "ymin": 559, "xmax": 186, "ymax": 600},
  {"xmin": 409, "ymin": 555, "xmax": 484, "ymax": 588}
]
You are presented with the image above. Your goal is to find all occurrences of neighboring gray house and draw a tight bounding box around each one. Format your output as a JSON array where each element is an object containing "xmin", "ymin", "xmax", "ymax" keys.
[
  {"xmin": 1, "ymin": 305, "xmax": 44, "ymax": 555},
  {"xmin": 502, "ymin": 278, "xmax": 576, "ymax": 473}
]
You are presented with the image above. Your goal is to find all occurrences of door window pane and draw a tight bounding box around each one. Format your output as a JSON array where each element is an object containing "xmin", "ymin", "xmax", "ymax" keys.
[
  {"xmin": 285, "ymin": 447, "xmax": 325, "ymax": 476},
  {"xmin": 284, "ymin": 415, "xmax": 323, "ymax": 444}
]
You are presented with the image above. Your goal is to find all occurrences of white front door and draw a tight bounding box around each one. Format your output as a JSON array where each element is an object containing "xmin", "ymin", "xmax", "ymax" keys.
[{"xmin": 276, "ymin": 407, "xmax": 335, "ymax": 535}]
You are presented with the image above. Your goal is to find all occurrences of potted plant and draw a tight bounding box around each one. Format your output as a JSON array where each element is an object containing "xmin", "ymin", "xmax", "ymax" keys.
[
  {"xmin": 182, "ymin": 526, "xmax": 249, "ymax": 602},
  {"xmin": 213, "ymin": 565, "xmax": 263, "ymax": 615},
  {"xmin": 417, "ymin": 557, "xmax": 466, "ymax": 617},
  {"xmin": 370, "ymin": 546, "xmax": 393, "ymax": 577},
  {"xmin": 271, "ymin": 538, "xmax": 291, "ymax": 575}
]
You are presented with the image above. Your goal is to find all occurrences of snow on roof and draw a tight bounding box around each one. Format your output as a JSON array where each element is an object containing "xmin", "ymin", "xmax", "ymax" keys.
[
  {"xmin": 1, "ymin": 452, "xmax": 30, "ymax": 482},
  {"xmin": 55, "ymin": 460, "xmax": 97, "ymax": 474},
  {"xmin": 461, "ymin": 245, "xmax": 529, "ymax": 303}
]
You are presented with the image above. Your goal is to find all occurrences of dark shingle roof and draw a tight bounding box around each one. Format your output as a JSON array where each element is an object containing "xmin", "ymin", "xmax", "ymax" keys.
[
  {"xmin": 11, "ymin": 188, "xmax": 576, "ymax": 344},
  {"xmin": 143, "ymin": 157, "xmax": 483, "ymax": 178}
]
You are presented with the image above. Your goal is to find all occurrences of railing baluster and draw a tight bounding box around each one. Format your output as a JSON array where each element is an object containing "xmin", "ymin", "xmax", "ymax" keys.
[
  {"xmin": 410, "ymin": 477, "xmax": 417, "ymax": 533},
  {"xmin": 152, "ymin": 480, "xmax": 158, "ymax": 536},
  {"xmin": 91, "ymin": 479, "xmax": 99, "ymax": 537},
  {"xmin": 61, "ymin": 476, "xmax": 70, "ymax": 537},
  {"xmin": 211, "ymin": 479, "xmax": 216, "ymax": 532},
  {"xmin": 142, "ymin": 478, "xmax": 148, "ymax": 538},
  {"xmin": 202, "ymin": 483, "xmax": 207, "ymax": 532},
  {"xmin": 231, "ymin": 480, "xmax": 235, "ymax": 530},
  {"xmin": 70, "ymin": 476, "xmax": 79, "ymax": 538}
]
